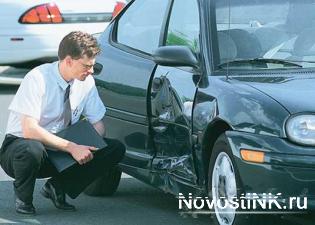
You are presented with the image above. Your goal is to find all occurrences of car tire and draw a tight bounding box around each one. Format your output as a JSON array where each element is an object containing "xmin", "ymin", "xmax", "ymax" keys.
[
  {"xmin": 84, "ymin": 166, "xmax": 122, "ymax": 196},
  {"xmin": 11, "ymin": 61, "xmax": 43, "ymax": 69},
  {"xmin": 208, "ymin": 133, "xmax": 252, "ymax": 225}
]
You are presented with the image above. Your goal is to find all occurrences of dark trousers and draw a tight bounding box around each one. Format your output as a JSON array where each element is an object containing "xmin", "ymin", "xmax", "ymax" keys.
[{"xmin": 0, "ymin": 134, "xmax": 125, "ymax": 203}]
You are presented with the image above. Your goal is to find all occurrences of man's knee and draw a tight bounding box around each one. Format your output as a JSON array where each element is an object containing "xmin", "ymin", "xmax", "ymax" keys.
[
  {"xmin": 14, "ymin": 139, "xmax": 46, "ymax": 168},
  {"xmin": 104, "ymin": 139, "xmax": 125, "ymax": 163},
  {"xmin": 113, "ymin": 141, "xmax": 126, "ymax": 162}
]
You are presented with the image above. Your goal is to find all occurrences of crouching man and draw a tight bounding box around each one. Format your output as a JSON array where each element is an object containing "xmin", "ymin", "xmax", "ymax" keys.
[{"xmin": 0, "ymin": 31, "xmax": 125, "ymax": 214}]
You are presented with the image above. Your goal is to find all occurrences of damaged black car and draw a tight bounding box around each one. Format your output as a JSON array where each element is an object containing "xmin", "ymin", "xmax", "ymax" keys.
[{"xmin": 85, "ymin": 0, "xmax": 315, "ymax": 224}]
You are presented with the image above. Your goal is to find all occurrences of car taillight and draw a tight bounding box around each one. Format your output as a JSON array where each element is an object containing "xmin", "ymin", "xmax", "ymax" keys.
[
  {"xmin": 19, "ymin": 3, "xmax": 63, "ymax": 24},
  {"xmin": 112, "ymin": 1, "xmax": 126, "ymax": 19}
]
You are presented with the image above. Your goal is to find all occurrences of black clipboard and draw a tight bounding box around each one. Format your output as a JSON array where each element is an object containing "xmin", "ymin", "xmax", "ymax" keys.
[{"xmin": 46, "ymin": 120, "xmax": 107, "ymax": 172}]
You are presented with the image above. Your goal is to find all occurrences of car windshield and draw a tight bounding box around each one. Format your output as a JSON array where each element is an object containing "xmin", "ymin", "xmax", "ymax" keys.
[{"xmin": 215, "ymin": 0, "xmax": 315, "ymax": 71}]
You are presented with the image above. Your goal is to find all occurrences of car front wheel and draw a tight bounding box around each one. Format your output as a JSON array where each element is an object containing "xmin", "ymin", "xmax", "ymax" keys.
[{"xmin": 208, "ymin": 133, "xmax": 250, "ymax": 225}]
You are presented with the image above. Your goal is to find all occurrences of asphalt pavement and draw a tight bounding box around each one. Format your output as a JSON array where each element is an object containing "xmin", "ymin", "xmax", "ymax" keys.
[{"xmin": 0, "ymin": 178, "xmax": 214, "ymax": 225}]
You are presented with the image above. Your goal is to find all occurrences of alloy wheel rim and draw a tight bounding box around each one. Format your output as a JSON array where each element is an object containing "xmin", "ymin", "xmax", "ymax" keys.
[{"xmin": 211, "ymin": 152, "xmax": 237, "ymax": 225}]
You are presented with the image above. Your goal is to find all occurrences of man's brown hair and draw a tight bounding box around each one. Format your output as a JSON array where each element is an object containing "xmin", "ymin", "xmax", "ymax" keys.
[{"xmin": 58, "ymin": 31, "xmax": 100, "ymax": 60}]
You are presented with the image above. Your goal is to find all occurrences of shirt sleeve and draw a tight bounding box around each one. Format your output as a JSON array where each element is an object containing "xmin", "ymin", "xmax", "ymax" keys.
[
  {"xmin": 82, "ymin": 85, "xmax": 106, "ymax": 124},
  {"xmin": 8, "ymin": 70, "xmax": 45, "ymax": 121}
]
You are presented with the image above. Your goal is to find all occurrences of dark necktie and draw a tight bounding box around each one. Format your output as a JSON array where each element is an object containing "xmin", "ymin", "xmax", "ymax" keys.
[{"xmin": 63, "ymin": 85, "xmax": 71, "ymax": 127}]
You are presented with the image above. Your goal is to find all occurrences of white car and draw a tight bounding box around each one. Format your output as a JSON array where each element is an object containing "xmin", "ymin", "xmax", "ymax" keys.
[{"xmin": 0, "ymin": 0, "xmax": 126, "ymax": 65}]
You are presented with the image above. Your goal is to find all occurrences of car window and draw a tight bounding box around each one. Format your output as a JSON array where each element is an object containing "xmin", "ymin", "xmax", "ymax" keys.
[
  {"xmin": 116, "ymin": 0, "xmax": 169, "ymax": 54},
  {"xmin": 215, "ymin": 0, "xmax": 315, "ymax": 70},
  {"xmin": 165, "ymin": 0, "xmax": 200, "ymax": 53}
]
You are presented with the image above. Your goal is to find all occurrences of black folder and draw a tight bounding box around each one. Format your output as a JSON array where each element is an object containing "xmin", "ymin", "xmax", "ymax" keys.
[{"xmin": 46, "ymin": 120, "xmax": 107, "ymax": 172}]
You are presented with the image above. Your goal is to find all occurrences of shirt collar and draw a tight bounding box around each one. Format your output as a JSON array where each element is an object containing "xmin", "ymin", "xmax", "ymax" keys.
[{"xmin": 53, "ymin": 61, "xmax": 73, "ymax": 90}]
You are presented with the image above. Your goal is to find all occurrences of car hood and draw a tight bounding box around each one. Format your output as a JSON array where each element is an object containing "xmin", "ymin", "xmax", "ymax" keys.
[{"xmin": 231, "ymin": 75, "xmax": 315, "ymax": 114}]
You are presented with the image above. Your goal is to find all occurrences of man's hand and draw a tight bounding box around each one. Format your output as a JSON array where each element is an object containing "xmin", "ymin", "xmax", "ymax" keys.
[
  {"xmin": 21, "ymin": 115, "xmax": 99, "ymax": 162},
  {"xmin": 67, "ymin": 142, "xmax": 98, "ymax": 165}
]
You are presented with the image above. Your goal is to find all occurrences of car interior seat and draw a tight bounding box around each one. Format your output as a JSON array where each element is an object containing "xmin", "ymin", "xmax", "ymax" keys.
[
  {"xmin": 217, "ymin": 31, "xmax": 237, "ymax": 64},
  {"xmin": 222, "ymin": 29, "xmax": 262, "ymax": 59},
  {"xmin": 290, "ymin": 28, "xmax": 315, "ymax": 62}
]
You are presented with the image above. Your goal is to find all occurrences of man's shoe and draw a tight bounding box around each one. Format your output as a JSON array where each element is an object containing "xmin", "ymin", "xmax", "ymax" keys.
[
  {"xmin": 15, "ymin": 197, "xmax": 36, "ymax": 215},
  {"xmin": 40, "ymin": 180, "xmax": 76, "ymax": 211}
]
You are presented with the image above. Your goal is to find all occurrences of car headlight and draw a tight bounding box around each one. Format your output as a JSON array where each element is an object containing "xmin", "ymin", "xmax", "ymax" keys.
[{"xmin": 286, "ymin": 115, "xmax": 315, "ymax": 146}]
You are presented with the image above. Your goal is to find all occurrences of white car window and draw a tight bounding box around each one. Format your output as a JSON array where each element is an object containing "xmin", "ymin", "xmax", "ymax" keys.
[
  {"xmin": 116, "ymin": 0, "xmax": 169, "ymax": 54},
  {"xmin": 166, "ymin": 0, "xmax": 200, "ymax": 54}
]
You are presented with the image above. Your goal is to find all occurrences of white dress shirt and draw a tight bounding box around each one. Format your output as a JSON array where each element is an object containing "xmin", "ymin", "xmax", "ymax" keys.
[{"xmin": 6, "ymin": 61, "xmax": 106, "ymax": 137}]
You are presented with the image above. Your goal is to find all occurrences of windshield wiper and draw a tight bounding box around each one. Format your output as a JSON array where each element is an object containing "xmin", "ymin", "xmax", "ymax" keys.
[{"xmin": 218, "ymin": 58, "xmax": 303, "ymax": 69}]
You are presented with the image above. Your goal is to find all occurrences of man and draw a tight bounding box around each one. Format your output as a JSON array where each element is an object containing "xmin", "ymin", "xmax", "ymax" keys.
[{"xmin": 0, "ymin": 31, "xmax": 125, "ymax": 214}]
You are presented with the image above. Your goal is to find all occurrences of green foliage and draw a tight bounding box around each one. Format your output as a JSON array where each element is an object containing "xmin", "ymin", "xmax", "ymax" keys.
[{"xmin": 166, "ymin": 31, "xmax": 198, "ymax": 52}]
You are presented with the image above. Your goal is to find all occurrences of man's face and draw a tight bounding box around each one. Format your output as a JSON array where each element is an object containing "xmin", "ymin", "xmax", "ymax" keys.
[{"xmin": 70, "ymin": 55, "xmax": 96, "ymax": 81}]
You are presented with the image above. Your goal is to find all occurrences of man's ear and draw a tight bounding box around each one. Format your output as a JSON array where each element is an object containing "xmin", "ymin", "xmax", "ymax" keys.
[{"xmin": 64, "ymin": 56, "xmax": 73, "ymax": 67}]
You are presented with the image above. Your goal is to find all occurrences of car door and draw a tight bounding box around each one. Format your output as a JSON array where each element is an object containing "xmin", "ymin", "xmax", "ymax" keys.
[
  {"xmin": 150, "ymin": 0, "xmax": 201, "ymax": 185},
  {"xmin": 95, "ymin": 0, "xmax": 171, "ymax": 169}
]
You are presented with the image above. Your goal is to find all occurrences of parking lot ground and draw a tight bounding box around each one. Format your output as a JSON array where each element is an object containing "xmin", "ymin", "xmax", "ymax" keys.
[{"xmin": 0, "ymin": 177, "xmax": 213, "ymax": 225}]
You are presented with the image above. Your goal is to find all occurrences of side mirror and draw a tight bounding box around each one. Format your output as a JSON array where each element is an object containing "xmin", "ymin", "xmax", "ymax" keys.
[
  {"xmin": 153, "ymin": 46, "xmax": 199, "ymax": 69},
  {"xmin": 93, "ymin": 62, "xmax": 103, "ymax": 75}
]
